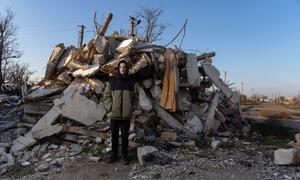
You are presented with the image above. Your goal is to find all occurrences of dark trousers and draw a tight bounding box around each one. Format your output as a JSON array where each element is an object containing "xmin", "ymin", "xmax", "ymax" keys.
[{"xmin": 110, "ymin": 119, "xmax": 130, "ymax": 156}]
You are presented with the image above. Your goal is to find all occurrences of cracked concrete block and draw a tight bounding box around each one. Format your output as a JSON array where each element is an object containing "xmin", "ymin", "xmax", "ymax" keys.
[
  {"xmin": 137, "ymin": 146, "xmax": 159, "ymax": 166},
  {"xmin": 11, "ymin": 131, "xmax": 36, "ymax": 155},
  {"xmin": 185, "ymin": 115, "xmax": 203, "ymax": 134},
  {"xmin": 274, "ymin": 148, "xmax": 300, "ymax": 165},
  {"xmin": 186, "ymin": 53, "xmax": 202, "ymax": 87},
  {"xmin": 202, "ymin": 62, "xmax": 239, "ymax": 104},
  {"xmin": 72, "ymin": 64, "xmax": 100, "ymax": 78},
  {"xmin": 154, "ymin": 103, "xmax": 183, "ymax": 132}
]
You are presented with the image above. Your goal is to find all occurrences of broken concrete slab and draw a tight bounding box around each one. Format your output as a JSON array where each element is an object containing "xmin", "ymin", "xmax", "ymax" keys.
[
  {"xmin": 116, "ymin": 38, "xmax": 134, "ymax": 53},
  {"xmin": 274, "ymin": 148, "xmax": 300, "ymax": 165},
  {"xmin": 137, "ymin": 85, "xmax": 153, "ymax": 112},
  {"xmin": 72, "ymin": 64, "xmax": 100, "ymax": 78},
  {"xmin": 185, "ymin": 115, "xmax": 203, "ymax": 134},
  {"xmin": 25, "ymin": 86, "xmax": 65, "ymax": 101},
  {"xmin": 295, "ymin": 133, "xmax": 300, "ymax": 143},
  {"xmin": 45, "ymin": 43, "xmax": 65, "ymax": 80},
  {"xmin": 137, "ymin": 146, "xmax": 159, "ymax": 166},
  {"xmin": 129, "ymin": 53, "xmax": 152, "ymax": 75},
  {"xmin": 57, "ymin": 71, "xmax": 72, "ymax": 84},
  {"xmin": 154, "ymin": 103, "xmax": 183, "ymax": 132},
  {"xmin": 186, "ymin": 54, "xmax": 202, "ymax": 87},
  {"xmin": 23, "ymin": 102, "xmax": 53, "ymax": 115},
  {"xmin": 211, "ymin": 140, "xmax": 222, "ymax": 151},
  {"xmin": 95, "ymin": 35, "xmax": 108, "ymax": 54},
  {"xmin": 150, "ymin": 84, "xmax": 162, "ymax": 102},
  {"xmin": 31, "ymin": 108, "xmax": 61, "ymax": 136},
  {"xmin": 68, "ymin": 60, "xmax": 89, "ymax": 70},
  {"xmin": 205, "ymin": 92, "xmax": 219, "ymax": 136},
  {"xmin": 11, "ymin": 108, "xmax": 61, "ymax": 155},
  {"xmin": 202, "ymin": 61, "xmax": 239, "ymax": 104},
  {"xmin": 54, "ymin": 89, "xmax": 106, "ymax": 126},
  {"xmin": 11, "ymin": 131, "xmax": 37, "ymax": 155},
  {"xmin": 93, "ymin": 54, "xmax": 106, "ymax": 65},
  {"xmin": 177, "ymin": 89, "xmax": 191, "ymax": 111},
  {"xmin": 32, "ymin": 123, "xmax": 62, "ymax": 139},
  {"xmin": 57, "ymin": 46, "xmax": 76, "ymax": 70},
  {"xmin": 89, "ymin": 156, "xmax": 101, "ymax": 162},
  {"xmin": 86, "ymin": 78, "xmax": 105, "ymax": 95}
]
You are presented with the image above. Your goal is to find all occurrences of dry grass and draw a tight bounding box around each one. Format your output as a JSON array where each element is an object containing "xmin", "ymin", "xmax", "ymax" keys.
[{"xmin": 259, "ymin": 108, "xmax": 291, "ymax": 119}]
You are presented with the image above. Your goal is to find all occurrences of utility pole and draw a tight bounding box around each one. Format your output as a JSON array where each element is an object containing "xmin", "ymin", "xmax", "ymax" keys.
[
  {"xmin": 240, "ymin": 82, "xmax": 244, "ymax": 101},
  {"xmin": 224, "ymin": 71, "xmax": 227, "ymax": 83},
  {"xmin": 129, "ymin": 16, "xmax": 134, "ymax": 37},
  {"xmin": 129, "ymin": 16, "xmax": 141, "ymax": 37},
  {"xmin": 78, "ymin": 24, "xmax": 85, "ymax": 48},
  {"xmin": 241, "ymin": 82, "xmax": 244, "ymax": 95}
]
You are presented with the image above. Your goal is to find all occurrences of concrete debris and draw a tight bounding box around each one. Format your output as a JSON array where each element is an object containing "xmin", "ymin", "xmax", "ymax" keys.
[
  {"xmin": 72, "ymin": 64, "xmax": 100, "ymax": 78},
  {"xmin": 36, "ymin": 163, "xmax": 50, "ymax": 172},
  {"xmin": 0, "ymin": 11, "xmax": 250, "ymax": 175},
  {"xmin": 137, "ymin": 85, "xmax": 153, "ymax": 112},
  {"xmin": 211, "ymin": 140, "xmax": 222, "ymax": 151},
  {"xmin": 137, "ymin": 146, "xmax": 159, "ymax": 166},
  {"xmin": 89, "ymin": 156, "xmax": 101, "ymax": 162},
  {"xmin": 186, "ymin": 54, "xmax": 202, "ymax": 87},
  {"xmin": 295, "ymin": 133, "xmax": 300, "ymax": 143},
  {"xmin": 205, "ymin": 92, "xmax": 219, "ymax": 136},
  {"xmin": 202, "ymin": 62, "xmax": 239, "ymax": 105},
  {"xmin": 11, "ymin": 131, "xmax": 37, "ymax": 155},
  {"xmin": 185, "ymin": 115, "xmax": 203, "ymax": 134},
  {"xmin": 274, "ymin": 148, "xmax": 300, "ymax": 165},
  {"xmin": 25, "ymin": 86, "xmax": 65, "ymax": 101},
  {"xmin": 154, "ymin": 103, "xmax": 183, "ymax": 132}
]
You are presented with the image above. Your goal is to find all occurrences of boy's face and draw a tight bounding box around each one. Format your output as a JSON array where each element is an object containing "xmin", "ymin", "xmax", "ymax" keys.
[{"xmin": 119, "ymin": 62, "xmax": 127, "ymax": 75}]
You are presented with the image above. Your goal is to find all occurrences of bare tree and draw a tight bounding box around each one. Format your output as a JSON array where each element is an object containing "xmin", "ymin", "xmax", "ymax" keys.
[
  {"xmin": 5, "ymin": 60, "xmax": 34, "ymax": 87},
  {"xmin": 136, "ymin": 7, "xmax": 167, "ymax": 43},
  {"xmin": 0, "ymin": 8, "xmax": 22, "ymax": 86}
]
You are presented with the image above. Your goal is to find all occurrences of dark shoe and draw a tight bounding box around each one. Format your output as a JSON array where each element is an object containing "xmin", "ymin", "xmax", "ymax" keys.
[
  {"xmin": 122, "ymin": 155, "xmax": 130, "ymax": 165},
  {"xmin": 106, "ymin": 154, "xmax": 118, "ymax": 163}
]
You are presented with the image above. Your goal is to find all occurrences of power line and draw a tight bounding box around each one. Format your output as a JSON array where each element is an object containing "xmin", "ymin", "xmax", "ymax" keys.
[
  {"xmin": 18, "ymin": 21, "xmax": 85, "ymax": 28},
  {"xmin": 20, "ymin": 28, "xmax": 76, "ymax": 36}
]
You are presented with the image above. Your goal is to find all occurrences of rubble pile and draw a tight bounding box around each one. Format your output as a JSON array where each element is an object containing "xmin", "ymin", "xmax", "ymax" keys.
[{"xmin": 0, "ymin": 13, "xmax": 250, "ymax": 175}]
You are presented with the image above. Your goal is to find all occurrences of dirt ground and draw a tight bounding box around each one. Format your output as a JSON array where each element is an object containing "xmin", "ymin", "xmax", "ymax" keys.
[
  {"xmin": 242, "ymin": 102, "xmax": 300, "ymax": 120},
  {"xmin": 4, "ymin": 136, "xmax": 300, "ymax": 180}
]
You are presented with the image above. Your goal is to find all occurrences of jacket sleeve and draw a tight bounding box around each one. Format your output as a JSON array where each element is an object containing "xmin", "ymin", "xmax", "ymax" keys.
[{"xmin": 104, "ymin": 82, "xmax": 112, "ymax": 111}]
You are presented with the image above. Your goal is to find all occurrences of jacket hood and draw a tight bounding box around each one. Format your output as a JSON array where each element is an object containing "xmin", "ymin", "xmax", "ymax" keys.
[{"xmin": 117, "ymin": 60, "xmax": 130, "ymax": 79}]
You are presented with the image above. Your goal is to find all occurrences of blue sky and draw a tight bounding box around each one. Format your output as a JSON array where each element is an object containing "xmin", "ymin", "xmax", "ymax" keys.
[{"xmin": 1, "ymin": 0, "xmax": 300, "ymax": 97}]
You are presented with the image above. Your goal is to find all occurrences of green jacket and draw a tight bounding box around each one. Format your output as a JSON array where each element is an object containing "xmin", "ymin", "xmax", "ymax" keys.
[{"xmin": 104, "ymin": 78, "xmax": 138, "ymax": 120}]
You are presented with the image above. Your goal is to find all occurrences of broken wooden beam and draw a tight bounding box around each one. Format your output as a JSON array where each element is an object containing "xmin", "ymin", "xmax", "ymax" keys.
[{"xmin": 99, "ymin": 13, "xmax": 113, "ymax": 36}]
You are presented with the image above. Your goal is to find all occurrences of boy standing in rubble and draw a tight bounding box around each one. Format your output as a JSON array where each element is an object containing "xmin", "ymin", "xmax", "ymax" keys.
[{"xmin": 104, "ymin": 60, "xmax": 138, "ymax": 165}]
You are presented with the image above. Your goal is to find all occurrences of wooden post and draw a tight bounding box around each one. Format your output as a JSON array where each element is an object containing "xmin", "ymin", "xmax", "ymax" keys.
[
  {"xmin": 129, "ymin": 16, "xmax": 135, "ymax": 37},
  {"xmin": 78, "ymin": 24, "xmax": 85, "ymax": 48},
  {"xmin": 99, "ymin": 13, "xmax": 113, "ymax": 36}
]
